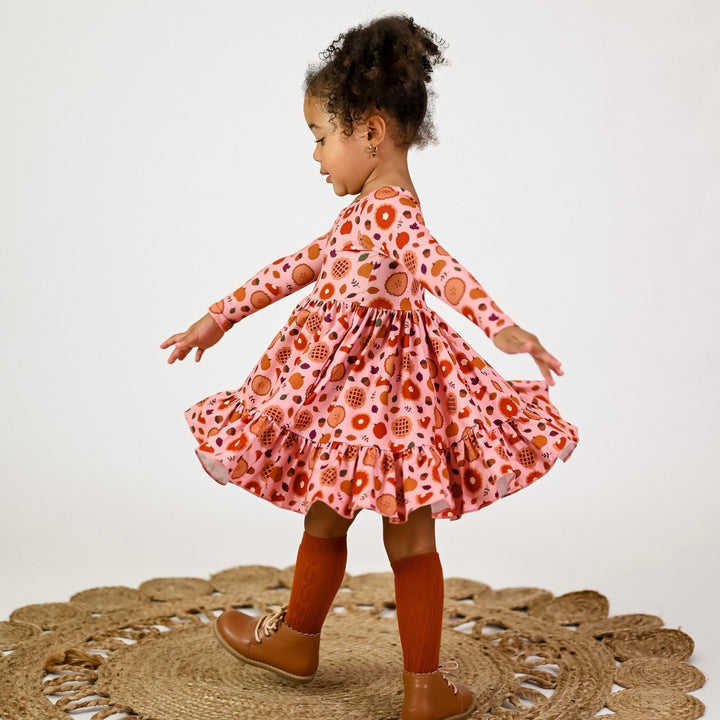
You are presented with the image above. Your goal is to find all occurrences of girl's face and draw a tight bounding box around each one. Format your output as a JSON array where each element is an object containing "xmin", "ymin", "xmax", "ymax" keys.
[{"xmin": 303, "ymin": 94, "xmax": 374, "ymax": 197}]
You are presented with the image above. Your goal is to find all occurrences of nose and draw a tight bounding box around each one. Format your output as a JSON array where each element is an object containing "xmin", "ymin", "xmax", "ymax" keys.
[{"xmin": 312, "ymin": 144, "xmax": 321, "ymax": 163}]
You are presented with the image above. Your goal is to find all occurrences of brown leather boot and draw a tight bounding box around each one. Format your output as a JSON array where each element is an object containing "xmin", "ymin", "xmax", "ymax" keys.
[
  {"xmin": 214, "ymin": 605, "xmax": 320, "ymax": 684},
  {"xmin": 402, "ymin": 663, "xmax": 476, "ymax": 720}
]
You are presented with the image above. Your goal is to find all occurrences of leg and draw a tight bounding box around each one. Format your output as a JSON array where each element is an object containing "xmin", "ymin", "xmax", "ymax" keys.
[
  {"xmin": 383, "ymin": 504, "xmax": 437, "ymax": 563},
  {"xmin": 285, "ymin": 502, "xmax": 355, "ymax": 633},
  {"xmin": 304, "ymin": 498, "xmax": 356, "ymax": 539},
  {"xmin": 383, "ymin": 506, "xmax": 441, "ymax": 673},
  {"xmin": 385, "ymin": 507, "xmax": 475, "ymax": 720},
  {"xmin": 214, "ymin": 502, "xmax": 355, "ymax": 683}
]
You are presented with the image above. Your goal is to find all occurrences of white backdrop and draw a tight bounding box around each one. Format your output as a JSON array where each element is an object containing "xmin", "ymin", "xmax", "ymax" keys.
[{"xmin": 1, "ymin": 0, "xmax": 717, "ymax": 708}]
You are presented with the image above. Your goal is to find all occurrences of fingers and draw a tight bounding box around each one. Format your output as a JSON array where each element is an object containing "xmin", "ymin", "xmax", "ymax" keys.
[
  {"xmin": 164, "ymin": 338, "xmax": 194, "ymax": 364},
  {"xmin": 494, "ymin": 326, "xmax": 566, "ymax": 384},
  {"xmin": 532, "ymin": 350, "xmax": 563, "ymax": 385},
  {"xmin": 162, "ymin": 325, "xmax": 198, "ymax": 363},
  {"xmin": 536, "ymin": 359, "xmax": 555, "ymax": 386},
  {"xmin": 523, "ymin": 338, "xmax": 563, "ymax": 385},
  {"xmin": 160, "ymin": 333, "xmax": 182, "ymax": 349},
  {"xmin": 541, "ymin": 347, "xmax": 562, "ymax": 369},
  {"xmin": 162, "ymin": 317, "xmax": 217, "ymax": 365},
  {"xmin": 534, "ymin": 349, "xmax": 563, "ymax": 374},
  {"xmin": 168, "ymin": 346, "xmax": 188, "ymax": 364},
  {"xmin": 531, "ymin": 348, "xmax": 555, "ymax": 385}
]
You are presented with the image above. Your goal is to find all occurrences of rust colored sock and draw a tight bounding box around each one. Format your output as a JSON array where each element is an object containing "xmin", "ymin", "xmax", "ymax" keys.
[
  {"xmin": 284, "ymin": 532, "xmax": 347, "ymax": 634},
  {"xmin": 391, "ymin": 551, "xmax": 444, "ymax": 673}
]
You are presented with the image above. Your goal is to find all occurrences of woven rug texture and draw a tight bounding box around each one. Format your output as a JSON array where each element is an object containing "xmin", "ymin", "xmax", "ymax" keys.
[{"xmin": 0, "ymin": 566, "xmax": 706, "ymax": 720}]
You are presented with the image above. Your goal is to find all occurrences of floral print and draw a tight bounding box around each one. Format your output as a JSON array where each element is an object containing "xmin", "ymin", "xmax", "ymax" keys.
[{"xmin": 185, "ymin": 187, "xmax": 578, "ymax": 523}]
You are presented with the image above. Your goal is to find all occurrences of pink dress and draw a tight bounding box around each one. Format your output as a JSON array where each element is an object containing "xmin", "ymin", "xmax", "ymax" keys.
[{"xmin": 185, "ymin": 186, "xmax": 578, "ymax": 523}]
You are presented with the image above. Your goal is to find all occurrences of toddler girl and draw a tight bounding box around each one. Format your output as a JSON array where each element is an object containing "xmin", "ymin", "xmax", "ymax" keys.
[{"xmin": 162, "ymin": 15, "xmax": 577, "ymax": 720}]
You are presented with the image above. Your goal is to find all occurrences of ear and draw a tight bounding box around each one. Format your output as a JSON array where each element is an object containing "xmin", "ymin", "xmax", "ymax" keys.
[{"xmin": 364, "ymin": 114, "xmax": 387, "ymax": 146}]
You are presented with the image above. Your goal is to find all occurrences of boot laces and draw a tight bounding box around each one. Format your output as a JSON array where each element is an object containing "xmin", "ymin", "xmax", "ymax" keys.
[
  {"xmin": 438, "ymin": 661, "xmax": 460, "ymax": 695},
  {"xmin": 254, "ymin": 604, "xmax": 288, "ymax": 643}
]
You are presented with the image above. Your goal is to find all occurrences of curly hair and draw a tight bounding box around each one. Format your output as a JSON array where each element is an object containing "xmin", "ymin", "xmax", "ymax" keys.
[{"xmin": 304, "ymin": 15, "xmax": 447, "ymax": 148}]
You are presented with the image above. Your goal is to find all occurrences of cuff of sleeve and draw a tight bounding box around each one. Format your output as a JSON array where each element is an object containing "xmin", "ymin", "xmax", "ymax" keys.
[
  {"xmin": 208, "ymin": 302, "xmax": 234, "ymax": 333},
  {"xmin": 485, "ymin": 306, "xmax": 516, "ymax": 339}
]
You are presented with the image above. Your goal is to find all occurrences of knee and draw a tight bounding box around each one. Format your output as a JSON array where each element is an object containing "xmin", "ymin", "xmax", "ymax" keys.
[
  {"xmin": 383, "ymin": 508, "xmax": 436, "ymax": 564},
  {"xmin": 304, "ymin": 502, "xmax": 354, "ymax": 539},
  {"xmin": 384, "ymin": 533, "xmax": 437, "ymax": 563}
]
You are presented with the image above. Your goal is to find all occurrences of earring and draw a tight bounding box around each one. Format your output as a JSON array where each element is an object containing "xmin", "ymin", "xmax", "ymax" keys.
[{"xmin": 369, "ymin": 144, "xmax": 377, "ymax": 158}]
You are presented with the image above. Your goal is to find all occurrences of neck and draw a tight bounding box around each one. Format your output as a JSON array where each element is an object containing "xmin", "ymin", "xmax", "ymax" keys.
[{"xmin": 358, "ymin": 146, "xmax": 417, "ymax": 201}]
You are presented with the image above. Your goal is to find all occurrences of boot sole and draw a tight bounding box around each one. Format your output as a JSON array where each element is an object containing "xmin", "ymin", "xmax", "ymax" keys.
[
  {"xmin": 404, "ymin": 695, "xmax": 477, "ymax": 720},
  {"xmin": 213, "ymin": 618, "xmax": 316, "ymax": 685},
  {"xmin": 446, "ymin": 696, "xmax": 477, "ymax": 720}
]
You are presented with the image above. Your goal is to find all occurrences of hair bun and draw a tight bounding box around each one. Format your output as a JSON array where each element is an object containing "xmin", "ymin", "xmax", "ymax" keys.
[{"xmin": 307, "ymin": 15, "xmax": 446, "ymax": 148}]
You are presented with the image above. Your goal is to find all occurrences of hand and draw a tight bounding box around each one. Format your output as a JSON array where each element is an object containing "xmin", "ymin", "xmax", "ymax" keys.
[
  {"xmin": 160, "ymin": 313, "xmax": 225, "ymax": 364},
  {"xmin": 492, "ymin": 325, "xmax": 564, "ymax": 386}
]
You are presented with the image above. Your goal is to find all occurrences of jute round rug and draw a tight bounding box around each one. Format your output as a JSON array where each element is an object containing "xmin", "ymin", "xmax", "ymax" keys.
[{"xmin": 0, "ymin": 566, "xmax": 706, "ymax": 720}]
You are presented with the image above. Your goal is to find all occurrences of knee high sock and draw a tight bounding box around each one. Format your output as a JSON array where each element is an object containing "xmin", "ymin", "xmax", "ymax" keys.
[
  {"xmin": 284, "ymin": 532, "xmax": 347, "ymax": 634},
  {"xmin": 391, "ymin": 551, "xmax": 444, "ymax": 674}
]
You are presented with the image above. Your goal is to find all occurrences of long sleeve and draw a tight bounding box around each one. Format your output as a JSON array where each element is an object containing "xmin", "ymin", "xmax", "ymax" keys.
[
  {"xmin": 208, "ymin": 234, "xmax": 328, "ymax": 331},
  {"xmin": 357, "ymin": 191, "xmax": 515, "ymax": 338}
]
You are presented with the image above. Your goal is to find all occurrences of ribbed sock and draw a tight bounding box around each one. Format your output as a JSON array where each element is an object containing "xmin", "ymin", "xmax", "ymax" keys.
[
  {"xmin": 284, "ymin": 532, "xmax": 348, "ymax": 634},
  {"xmin": 391, "ymin": 551, "xmax": 444, "ymax": 673}
]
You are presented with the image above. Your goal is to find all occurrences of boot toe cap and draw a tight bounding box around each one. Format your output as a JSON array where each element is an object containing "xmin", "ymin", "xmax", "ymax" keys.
[
  {"xmin": 216, "ymin": 609, "xmax": 258, "ymax": 651},
  {"xmin": 402, "ymin": 671, "xmax": 476, "ymax": 720}
]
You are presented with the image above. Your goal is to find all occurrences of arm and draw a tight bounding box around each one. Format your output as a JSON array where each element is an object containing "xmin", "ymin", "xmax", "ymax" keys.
[
  {"xmin": 359, "ymin": 191, "xmax": 563, "ymax": 384},
  {"xmin": 160, "ymin": 235, "xmax": 327, "ymax": 364},
  {"xmin": 359, "ymin": 193, "xmax": 514, "ymax": 338},
  {"xmin": 208, "ymin": 234, "xmax": 327, "ymax": 331}
]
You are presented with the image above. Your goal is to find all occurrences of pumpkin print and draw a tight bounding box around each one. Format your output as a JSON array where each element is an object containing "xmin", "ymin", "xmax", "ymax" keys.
[{"xmin": 186, "ymin": 187, "xmax": 578, "ymax": 523}]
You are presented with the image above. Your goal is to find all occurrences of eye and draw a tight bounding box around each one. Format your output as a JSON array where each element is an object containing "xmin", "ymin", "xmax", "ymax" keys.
[{"xmin": 315, "ymin": 138, "xmax": 325, "ymax": 146}]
